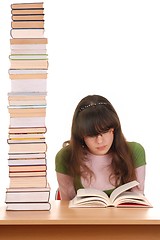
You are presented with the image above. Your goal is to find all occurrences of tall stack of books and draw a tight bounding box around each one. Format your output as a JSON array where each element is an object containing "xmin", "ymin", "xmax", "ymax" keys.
[{"xmin": 5, "ymin": 2, "xmax": 51, "ymax": 211}]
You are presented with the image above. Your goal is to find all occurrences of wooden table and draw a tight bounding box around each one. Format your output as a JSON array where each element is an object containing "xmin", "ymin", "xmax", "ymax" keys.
[{"xmin": 0, "ymin": 200, "xmax": 160, "ymax": 240}]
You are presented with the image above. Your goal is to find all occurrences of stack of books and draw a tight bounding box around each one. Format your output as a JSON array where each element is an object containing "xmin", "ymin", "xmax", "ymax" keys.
[{"xmin": 5, "ymin": 2, "xmax": 51, "ymax": 211}]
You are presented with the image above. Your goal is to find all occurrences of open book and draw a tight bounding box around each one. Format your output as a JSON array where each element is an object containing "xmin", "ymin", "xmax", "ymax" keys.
[{"xmin": 69, "ymin": 180, "xmax": 152, "ymax": 208}]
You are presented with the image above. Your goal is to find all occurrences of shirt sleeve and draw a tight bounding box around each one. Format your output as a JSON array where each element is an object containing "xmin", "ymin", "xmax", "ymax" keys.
[
  {"xmin": 131, "ymin": 165, "xmax": 146, "ymax": 194},
  {"xmin": 128, "ymin": 141, "xmax": 146, "ymax": 168},
  {"xmin": 55, "ymin": 146, "xmax": 71, "ymax": 175}
]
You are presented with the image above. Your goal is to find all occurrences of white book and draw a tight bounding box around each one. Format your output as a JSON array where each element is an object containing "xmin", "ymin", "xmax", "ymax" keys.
[
  {"xmin": 8, "ymin": 153, "xmax": 46, "ymax": 159},
  {"xmin": 6, "ymin": 202, "xmax": 51, "ymax": 211},
  {"xmin": 9, "ymin": 100, "xmax": 46, "ymax": 106},
  {"xmin": 10, "ymin": 44, "xmax": 47, "ymax": 50},
  {"xmin": 10, "ymin": 116, "xmax": 46, "ymax": 128},
  {"xmin": 6, "ymin": 186, "xmax": 50, "ymax": 203},
  {"xmin": 9, "ymin": 54, "xmax": 48, "ymax": 60},
  {"xmin": 10, "ymin": 29, "xmax": 45, "ymax": 39},
  {"xmin": 8, "ymin": 105, "xmax": 46, "ymax": 109},
  {"xmin": 8, "ymin": 142, "xmax": 47, "ymax": 154},
  {"xmin": 8, "ymin": 91, "xmax": 47, "ymax": 96},
  {"xmin": 8, "ymin": 158, "xmax": 46, "ymax": 166},
  {"xmin": 6, "ymin": 192, "xmax": 50, "ymax": 203},
  {"xmin": 69, "ymin": 181, "xmax": 152, "ymax": 208},
  {"xmin": 8, "ymin": 69, "xmax": 48, "ymax": 74},
  {"xmin": 11, "ymin": 49, "xmax": 47, "ymax": 55},
  {"xmin": 11, "ymin": 79, "xmax": 47, "ymax": 92}
]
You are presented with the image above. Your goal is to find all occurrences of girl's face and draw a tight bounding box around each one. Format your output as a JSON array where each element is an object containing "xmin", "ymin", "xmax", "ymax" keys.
[{"xmin": 83, "ymin": 128, "xmax": 114, "ymax": 155}]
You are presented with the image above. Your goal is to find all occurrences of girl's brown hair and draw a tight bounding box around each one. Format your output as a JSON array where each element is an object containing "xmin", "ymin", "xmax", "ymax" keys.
[{"xmin": 66, "ymin": 95, "xmax": 136, "ymax": 187}]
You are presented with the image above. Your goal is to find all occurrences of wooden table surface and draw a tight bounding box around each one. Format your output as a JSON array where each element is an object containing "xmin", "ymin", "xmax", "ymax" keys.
[{"xmin": 0, "ymin": 201, "xmax": 160, "ymax": 240}]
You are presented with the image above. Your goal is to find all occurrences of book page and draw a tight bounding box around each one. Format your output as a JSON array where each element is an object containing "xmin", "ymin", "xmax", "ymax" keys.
[
  {"xmin": 69, "ymin": 195, "xmax": 113, "ymax": 207},
  {"xmin": 113, "ymin": 191, "xmax": 152, "ymax": 207},
  {"xmin": 69, "ymin": 199, "xmax": 109, "ymax": 208},
  {"xmin": 110, "ymin": 180, "xmax": 139, "ymax": 202},
  {"xmin": 76, "ymin": 188, "xmax": 111, "ymax": 204}
]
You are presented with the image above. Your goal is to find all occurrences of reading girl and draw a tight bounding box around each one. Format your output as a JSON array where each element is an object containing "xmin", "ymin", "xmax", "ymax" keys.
[{"xmin": 55, "ymin": 94, "xmax": 146, "ymax": 200}]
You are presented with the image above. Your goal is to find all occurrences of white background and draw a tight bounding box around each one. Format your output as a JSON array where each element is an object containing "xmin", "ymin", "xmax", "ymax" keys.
[{"xmin": 0, "ymin": 0, "xmax": 160, "ymax": 206}]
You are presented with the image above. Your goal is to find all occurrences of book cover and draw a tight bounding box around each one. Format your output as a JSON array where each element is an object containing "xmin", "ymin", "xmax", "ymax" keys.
[
  {"xmin": 9, "ymin": 164, "xmax": 47, "ymax": 172},
  {"xmin": 8, "ymin": 69, "xmax": 48, "ymax": 74},
  {"xmin": 10, "ymin": 38, "xmax": 48, "ymax": 45},
  {"xmin": 6, "ymin": 185, "xmax": 50, "ymax": 203},
  {"xmin": 8, "ymin": 127, "xmax": 47, "ymax": 134},
  {"xmin": 9, "ymin": 116, "xmax": 46, "ymax": 128},
  {"xmin": 6, "ymin": 202, "xmax": 51, "ymax": 211},
  {"xmin": 12, "ymin": 14, "xmax": 45, "ymax": 21},
  {"xmin": 8, "ymin": 138, "xmax": 45, "ymax": 144},
  {"xmin": 9, "ymin": 54, "xmax": 48, "ymax": 60},
  {"xmin": 10, "ymin": 29, "xmax": 45, "ymax": 38},
  {"xmin": 10, "ymin": 59, "xmax": 48, "ymax": 69},
  {"xmin": 9, "ymin": 176, "xmax": 47, "ymax": 188},
  {"xmin": 8, "ymin": 96, "xmax": 47, "ymax": 104},
  {"xmin": 11, "ymin": 21, "xmax": 44, "ymax": 29},
  {"xmin": 11, "ymin": 48, "xmax": 47, "ymax": 54},
  {"xmin": 8, "ymin": 152, "xmax": 46, "ymax": 159},
  {"xmin": 10, "ymin": 79, "xmax": 47, "ymax": 92},
  {"xmin": 9, "ymin": 73, "xmax": 47, "ymax": 79},
  {"xmin": 9, "ymin": 132, "xmax": 45, "ymax": 139},
  {"xmin": 8, "ymin": 158, "xmax": 46, "ymax": 166},
  {"xmin": 9, "ymin": 100, "xmax": 46, "ymax": 106},
  {"xmin": 11, "ymin": 2, "xmax": 44, "ymax": 9},
  {"xmin": 8, "ymin": 108, "xmax": 46, "ymax": 118},
  {"xmin": 8, "ymin": 142, "xmax": 47, "ymax": 154}
]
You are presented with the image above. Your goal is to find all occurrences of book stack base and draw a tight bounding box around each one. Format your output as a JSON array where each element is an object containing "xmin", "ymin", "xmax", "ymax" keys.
[{"xmin": 5, "ymin": 2, "xmax": 51, "ymax": 211}]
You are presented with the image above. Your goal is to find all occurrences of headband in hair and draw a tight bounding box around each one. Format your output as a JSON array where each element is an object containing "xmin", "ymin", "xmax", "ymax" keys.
[{"xmin": 79, "ymin": 102, "xmax": 108, "ymax": 112}]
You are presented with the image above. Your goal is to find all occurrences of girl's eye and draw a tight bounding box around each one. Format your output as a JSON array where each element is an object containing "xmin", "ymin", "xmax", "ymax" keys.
[
  {"xmin": 99, "ymin": 130, "xmax": 109, "ymax": 135},
  {"xmin": 103, "ymin": 131, "xmax": 109, "ymax": 134}
]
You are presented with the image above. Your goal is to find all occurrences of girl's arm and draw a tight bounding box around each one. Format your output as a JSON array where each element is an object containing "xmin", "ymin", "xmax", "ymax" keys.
[
  {"xmin": 56, "ymin": 172, "xmax": 76, "ymax": 200},
  {"xmin": 131, "ymin": 165, "xmax": 146, "ymax": 194}
]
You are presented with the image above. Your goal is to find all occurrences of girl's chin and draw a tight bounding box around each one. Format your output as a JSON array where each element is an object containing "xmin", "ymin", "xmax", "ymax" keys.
[{"xmin": 93, "ymin": 148, "xmax": 108, "ymax": 155}]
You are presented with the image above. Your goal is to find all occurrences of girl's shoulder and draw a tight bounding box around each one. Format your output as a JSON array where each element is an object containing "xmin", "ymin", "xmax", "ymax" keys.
[
  {"xmin": 55, "ymin": 145, "xmax": 72, "ymax": 174},
  {"xmin": 55, "ymin": 145, "xmax": 72, "ymax": 163},
  {"xmin": 56, "ymin": 144, "xmax": 71, "ymax": 157},
  {"xmin": 127, "ymin": 141, "xmax": 146, "ymax": 167},
  {"xmin": 127, "ymin": 141, "xmax": 145, "ymax": 151}
]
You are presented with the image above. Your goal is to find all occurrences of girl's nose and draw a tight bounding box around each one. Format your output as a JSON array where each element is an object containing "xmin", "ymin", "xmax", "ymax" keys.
[{"xmin": 96, "ymin": 134, "xmax": 103, "ymax": 144}]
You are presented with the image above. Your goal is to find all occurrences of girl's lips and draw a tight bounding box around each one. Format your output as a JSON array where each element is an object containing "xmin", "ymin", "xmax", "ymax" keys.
[{"xmin": 96, "ymin": 145, "xmax": 107, "ymax": 151}]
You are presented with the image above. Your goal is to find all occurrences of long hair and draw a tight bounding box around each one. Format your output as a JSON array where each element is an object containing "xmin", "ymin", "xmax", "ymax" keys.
[{"xmin": 66, "ymin": 95, "xmax": 136, "ymax": 187}]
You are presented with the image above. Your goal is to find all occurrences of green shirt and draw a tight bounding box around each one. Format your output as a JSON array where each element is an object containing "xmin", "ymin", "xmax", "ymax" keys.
[{"xmin": 55, "ymin": 141, "xmax": 146, "ymax": 195}]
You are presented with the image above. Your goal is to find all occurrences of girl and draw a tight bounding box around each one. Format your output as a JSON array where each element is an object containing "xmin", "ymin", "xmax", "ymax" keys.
[{"xmin": 55, "ymin": 95, "xmax": 146, "ymax": 200}]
